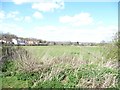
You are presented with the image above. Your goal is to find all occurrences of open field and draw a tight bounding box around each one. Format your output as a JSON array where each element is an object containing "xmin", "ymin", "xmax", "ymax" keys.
[{"xmin": 1, "ymin": 45, "xmax": 119, "ymax": 88}]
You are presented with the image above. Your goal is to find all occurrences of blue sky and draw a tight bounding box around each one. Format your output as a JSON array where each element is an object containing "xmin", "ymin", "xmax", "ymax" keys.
[{"xmin": 0, "ymin": 0, "xmax": 118, "ymax": 42}]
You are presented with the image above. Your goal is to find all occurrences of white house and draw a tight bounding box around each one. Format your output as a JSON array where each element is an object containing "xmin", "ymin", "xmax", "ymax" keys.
[
  {"xmin": 12, "ymin": 39, "xmax": 18, "ymax": 45},
  {"xmin": 0, "ymin": 39, "xmax": 7, "ymax": 43}
]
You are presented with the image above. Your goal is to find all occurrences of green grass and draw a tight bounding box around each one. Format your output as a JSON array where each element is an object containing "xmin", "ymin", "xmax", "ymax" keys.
[
  {"xmin": 2, "ymin": 76, "xmax": 28, "ymax": 88},
  {"xmin": 23, "ymin": 46, "xmax": 105, "ymax": 59},
  {"xmin": 0, "ymin": 74, "xmax": 2, "ymax": 90},
  {"xmin": 23, "ymin": 45, "xmax": 81, "ymax": 57}
]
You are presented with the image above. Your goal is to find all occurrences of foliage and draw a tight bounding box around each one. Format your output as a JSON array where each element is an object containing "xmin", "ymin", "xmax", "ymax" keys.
[
  {"xmin": 1, "ymin": 33, "xmax": 17, "ymax": 40},
  {"xmin": 2, "ymin": 76, "xmax": 28, "ymax": 88},
  {"xmin": 35, "ymin": 78, "xmax": 64, "ymax": 88}
]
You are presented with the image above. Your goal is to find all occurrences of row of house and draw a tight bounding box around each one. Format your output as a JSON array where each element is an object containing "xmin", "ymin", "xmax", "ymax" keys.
[
  {"xmin": 1, "ymin": 33, "xmax": 107, "ymax": 46},
  {"xmin": 0, "ymin": 38, "xmax": 45, "ymax": 46},
  {"xmin": 0, "ymin": 38, "xmax": 98, "ymax": 46},
  {"xmin": 11, "ymin": 38, "xmax": 48, "ymax": 46}
]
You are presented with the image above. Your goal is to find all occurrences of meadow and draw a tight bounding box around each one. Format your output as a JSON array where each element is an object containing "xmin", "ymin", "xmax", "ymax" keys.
[{"xmin": 1, "ymin": 45, "xmax": 119, "ymax": 88}]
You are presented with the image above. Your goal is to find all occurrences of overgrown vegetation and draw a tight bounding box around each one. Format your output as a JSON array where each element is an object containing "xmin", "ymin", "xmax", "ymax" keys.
[{"xmin": 0, "ymin": 33, "xmax": 119, "ymax": 89}]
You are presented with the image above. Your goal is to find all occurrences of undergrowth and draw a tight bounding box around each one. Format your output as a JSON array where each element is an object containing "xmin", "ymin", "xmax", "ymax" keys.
[{"xmin": 1, "ymin": 45, "xmax": 119, "ymax": 89}]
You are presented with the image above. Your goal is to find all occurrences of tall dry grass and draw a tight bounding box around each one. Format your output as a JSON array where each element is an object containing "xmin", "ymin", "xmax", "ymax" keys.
[{"xmin": 1, "ymin": 45, "xmax": 119, "ymax": 88}]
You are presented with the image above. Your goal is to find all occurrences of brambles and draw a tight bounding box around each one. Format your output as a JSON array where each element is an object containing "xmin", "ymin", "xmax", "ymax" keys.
[{"xmin": 1, "ymin": 45, "xmax": 119, "ymax": 88}]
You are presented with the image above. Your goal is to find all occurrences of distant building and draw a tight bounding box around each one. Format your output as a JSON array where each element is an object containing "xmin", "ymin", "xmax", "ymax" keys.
[
  {"xmin": 39, "ymin": 43, "xmax": 48, "ymax": 46},
  {"xmin": 27, "ymin": 40, "xmax": 34, "ymax": 45},
  {"xmin": 0, "ymin": 39, "xmax": 6, "ymax": 44},
  {"xmin": 12, "ymin": 38, "xmax": 26, "ymax": 45},
  {"xmin": 48, "ymin": 42, "xmax": 55, "ymax": 45},
  {"xmin": 12, "ymin": 39, "xmax": 18, "ymax": 45},
  {"xmin": 34, "ymin": 41, "xmax": 39, "ymax": 45}
]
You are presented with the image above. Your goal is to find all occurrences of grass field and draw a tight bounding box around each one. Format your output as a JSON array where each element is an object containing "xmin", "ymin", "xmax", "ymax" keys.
[
  {"xmin": 1, "ymin": 45, "xmax": 119, "ymax": 88},
  {"xmin": 23, "ymin": 46, "xmax": 107, "ymax": 59}
]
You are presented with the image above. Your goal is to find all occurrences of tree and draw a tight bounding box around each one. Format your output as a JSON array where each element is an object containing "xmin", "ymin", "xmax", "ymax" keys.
[
  {"xmin": 53, "ymin": 42, "xmax": 56, "ymax": 45},
  {"xmin": 39, "ymin": 40, "xmax": 43, "ymax": 43},
  {"xmin": 2, "ymin": 33, "xmax": 17, "ymax": 40},
  {"xmin": 76, "ymin": 42, "xmax": 79, "ymax": 45}
]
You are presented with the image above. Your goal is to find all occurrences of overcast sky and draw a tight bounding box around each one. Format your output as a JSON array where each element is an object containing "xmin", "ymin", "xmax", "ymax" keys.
[{"xmin": 0, "ymin": 0, "xmax": 118, "ymax": 42}]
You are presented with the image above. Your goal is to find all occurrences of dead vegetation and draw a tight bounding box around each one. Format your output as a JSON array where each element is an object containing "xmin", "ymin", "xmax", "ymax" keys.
[{"xmin": 1, "ymin": 45, "xmax": 119, "ymax": 88}]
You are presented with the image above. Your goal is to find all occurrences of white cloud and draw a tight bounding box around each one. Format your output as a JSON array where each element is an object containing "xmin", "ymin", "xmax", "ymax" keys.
[
  {"xmin": 32, "ymin": 0, "xmax": 64, "ymax": 12},
  {"xmin": 0, "ymin": 10, "xmax": 5, "ymax": 21},
  {"xmin": 59, "ymin": 12, "xmax": 93, "ymax": 26},
  {"xmin": 0, "ymin": 24, "xmax": 117, "ymax": 42},
  {"xmin": 6, "ymin": 11, "xmax": 24, "ymax": 21},
  {"xmin": 97, "ymin": 21, "xmax": 104, "ymax": 25},
  {"xmin": 0, "ymin": 10, "xmax": 22, "ymax": 22},
  {"xmin": 10, "ymin": 0, "xmax": 119, "ymax": 4},
  {"xmin": 14, "ymin": 17, "xmax": 23, "ymax": 21},
  {"xmin": 0, "ymin": 23, "xmax": 25, "ymax": 37},
  {"xmin": 7, "ymin": 11, "xmax": 19, "ymax": 18},
  {"xmin": 33, "ymin": 11, "xmax": 43, "ymax": 19},
  {"xmin": 28, "ymin": 25, "xmax": 117, "ymax": 42},
  {"xmin": 24, "ymin": 16, "xmax": 32, "ymax": 22},
  {"xmin": 12, "ymin": 0, "xmax": 30, "ymax": 5},
  {"xmin": 0, "ymin": 10, "xmax": 26, "ymax": 22}
]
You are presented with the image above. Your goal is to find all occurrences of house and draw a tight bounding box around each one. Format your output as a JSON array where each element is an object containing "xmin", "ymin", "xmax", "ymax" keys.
[
  {"xmin": 38, "ymin": 43, "xmax": 48, "ymax": 46},
  {"xmin": 27, "ymin": 40, "xmax": 34, "ymax": 45},
  {"xmin": 33, "ymin": 41, "xmax": 39, "ymax": 45},
  {"xmin": 12, "ymin": 38, "xmax": 26, "ymax": 45},
  {"xmin": 48, "ymin": 41, "xmax": 55, "ymax": 45},
  {"xmin": 12, "ymin": 39, "xmax": 18, "ymax": 45},
  {"xmin": 0, "ymin": 39, "xmax": 6, "ymax": 44}
]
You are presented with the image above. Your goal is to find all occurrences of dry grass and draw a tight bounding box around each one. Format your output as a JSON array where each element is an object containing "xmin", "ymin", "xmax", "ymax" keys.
[{"xmin": 2, "ymin": 46, "xmax": 118, "ymax": 88}]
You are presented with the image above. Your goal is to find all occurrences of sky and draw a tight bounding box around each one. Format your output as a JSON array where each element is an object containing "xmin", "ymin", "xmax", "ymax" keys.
[{"xmin": 0, "ymin": 0, "xmax": 118, "ymax": 42}]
